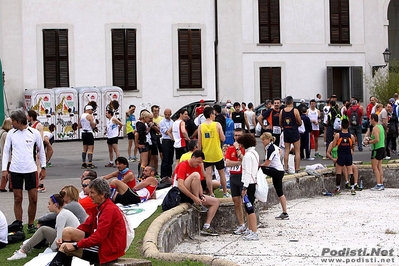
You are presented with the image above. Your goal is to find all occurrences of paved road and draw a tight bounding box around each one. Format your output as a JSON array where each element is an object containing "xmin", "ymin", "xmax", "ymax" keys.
[{"xmin": 0, "ymin": 135, "xmax": 380, "ymax": 223}]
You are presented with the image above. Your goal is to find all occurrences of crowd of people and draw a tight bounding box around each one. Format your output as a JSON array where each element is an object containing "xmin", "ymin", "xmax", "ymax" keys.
[{"xmin": 0, "ymin": 92, "xmax": 396, "ymax": 261}]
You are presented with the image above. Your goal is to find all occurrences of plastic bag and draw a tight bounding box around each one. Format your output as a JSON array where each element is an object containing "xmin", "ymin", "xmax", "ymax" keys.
[{"xmin": 255, "ymin": 168, "xmax": 268, "ymax": 202}]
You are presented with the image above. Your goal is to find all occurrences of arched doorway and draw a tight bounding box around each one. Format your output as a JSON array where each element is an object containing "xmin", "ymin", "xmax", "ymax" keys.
[{"xmin": 388, "ymin": 0, "xmax": 399, "ymax": 61}]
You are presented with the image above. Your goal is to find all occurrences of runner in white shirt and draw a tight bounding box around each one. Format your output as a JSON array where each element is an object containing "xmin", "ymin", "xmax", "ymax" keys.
[
  {"xmin": 244, "ymin": 103, "xmax": 257, "ymax": 136},
  {"xmin": 307, "ymin": 99, "xmax": 321, "ymax": 158},
  {"xmin": 104, "ymin": 109, "xmax": 123, "ymax": 167},
  {"xmin": 1, "ymin": 110, "xmax": 46, "ymax": 233}
]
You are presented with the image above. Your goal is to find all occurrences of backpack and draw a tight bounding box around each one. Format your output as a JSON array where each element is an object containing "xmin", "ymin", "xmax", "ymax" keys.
[
  {"xmin": 161, "ymin": 187, "xmax": 181, "ymax": 211},
  {"xmin": 328, "ymin": 107, "xmax": 342, "ymax": 130},
  {"xmin": 349, "ymin": 107, "xmax": 360, "ymax": 126},
  {"xmin": 7, "ymin": 220, "xmax": 25, "ymax": 244}
]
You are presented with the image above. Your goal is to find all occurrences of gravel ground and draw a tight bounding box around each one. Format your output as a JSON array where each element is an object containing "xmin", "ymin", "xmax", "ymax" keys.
[{"xmin": 174, "ymin": 189, "xmax": 399, "ymax": 266}]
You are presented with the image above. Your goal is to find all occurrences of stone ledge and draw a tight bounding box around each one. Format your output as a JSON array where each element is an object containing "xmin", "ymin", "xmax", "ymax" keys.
[
  {"xmin": 142, "ymin": 166, "xmax": 399, "ymax": 265},
  {"xmin": 110, "ymin": 258, "xmax": 152, "ymax": 266}
]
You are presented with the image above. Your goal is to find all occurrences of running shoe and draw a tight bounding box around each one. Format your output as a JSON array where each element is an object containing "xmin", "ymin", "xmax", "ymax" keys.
[
  {"xmin": 200, "ymin": 227, "xmax": 219, "ymax": 236},
  {"xmin": 223, "ymin": 192, "xmax": 231, "ymax": 198},
  {"xmin": 306, "ymin": 157, "xmax": 315, "ymax": 161},
  {"xmin": 351, "ymin": 189, "xmax": 356, "ymax": 195},
  {"xmin": 275, "ymin": 213, "xmax": 290, "ymax": 220},
  {"xmin": 87, "ymin": 164, "xmax": 98, "ymax": 169},
  {"xmin": 38, "ymin": 186, "xmax": 46, "ymax": 193},
  {"xmin": 370, "ymin": 185, "xmax": 384, "ymax": 191},
  {"xmin": 233, "ymin": 225, "xmax": 247, "ymax": 235},
  {"xmin": 81, "ymin": 163, "xmax": 87, "ymax": 169},
  {"xmin": 243, "ymin": 231, "xmax": 259, "ymax": 241},
  {"xmin": 333, "ymin": 189, "xmax": 341, "ymax": 195},
  {"xmin": 7, "ymin": 250, "xmax": 27, "ymax": 260},
  {"xmin": 345, "ymin": 182, "xmax": 351, "ymax": 189},
  {"xmin": 105, "ymin": 162, "xmax": 114, "ymax": 167},
  {"xmin": 27, "ymin": 226, "xmax": 37, "ymax": 234},
  {"xmin": 192, "ymin": 203, "xmax": 208, "ymax": 213},
  {"xmin": 46, "ymin": 162, "xmax": 52, "ymax": 167},
  {"xmin": 128, "ymin": 157, "xmax": 134, "ymax": 162}
]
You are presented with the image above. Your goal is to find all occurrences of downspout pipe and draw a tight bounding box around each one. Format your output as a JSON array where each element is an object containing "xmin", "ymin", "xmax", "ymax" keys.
[{"xmin": 214, "ymin": 0, "xmax": 219, "ymax": 102}]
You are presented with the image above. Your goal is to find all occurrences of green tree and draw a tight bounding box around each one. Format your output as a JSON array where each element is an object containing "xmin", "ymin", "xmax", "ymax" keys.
[{"xmin": 367, "ymin": 60, "xmax": 399, "ymax": 104}]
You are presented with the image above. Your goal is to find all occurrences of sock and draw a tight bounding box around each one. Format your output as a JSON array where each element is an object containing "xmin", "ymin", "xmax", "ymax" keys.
[
  {"xmin": 336, "ymin": 174, "xmax": 342, "ymax": 187},
  {"xmin": 81, "ymin": 152, "xmax": 86, "ymax": 162},
  {"xmin": 336, "ymin": 186, "xmax": 340, "ymax": 191},
  {"xmin": 203, "ymin": 223, "xmax": 210, "ymax": 229},
  {"xmin": 49, "ymin": 251, "xmax": 72, "ymax": 266},
  {"xmin": 377, "ymin": 183, "xmax": 382, "ymax": 186},
  {"xmin": 88, "ymin": 153, "xmax": 93, "ymax": 163}
]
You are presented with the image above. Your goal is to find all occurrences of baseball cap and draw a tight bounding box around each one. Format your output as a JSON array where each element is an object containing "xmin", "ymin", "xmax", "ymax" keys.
[
  {"xmin": 226, "ymin": 103, "xmax": 232, "ymax": 108},
  {"xmin": 85, "ymin": 105, "xmax": 93, "ymax": 110},
  {"xmin": 389, "ymin": 98, "xmax": 395, "ymax": 103},
  {"xmin": 200, "ymin": 99, "xmax": 204, "ymax": 103},
  {"xmin": 300, "ymin": 99, "xmax": 305, "ymax": 103}
]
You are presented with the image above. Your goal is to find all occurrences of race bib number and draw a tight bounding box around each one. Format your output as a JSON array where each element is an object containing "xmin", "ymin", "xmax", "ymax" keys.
[
  {"xmin": 230, "ymin": 165, "xmax": 241, "ymax": 172},
  {"xmin": 273, "ymin": 126, "xmax": 281, "ymax": 134},
  {"xmin": 234, "ymin": 123, "xmax": 242, "ymax": 129},
  {"xmin": 263, "ymin": 120, "xmax": 268, "ymax": 126}
]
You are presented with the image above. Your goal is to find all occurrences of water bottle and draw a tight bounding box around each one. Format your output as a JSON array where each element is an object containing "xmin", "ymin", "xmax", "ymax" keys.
[
  {"xmin": 359, "ymin": 180, "xmax": 363, "ymax": 191},
  {"xmin": 243, "ymin": 195, "xmax": 253, "ymax": 212},
  {"xmin": 110, "ymin": 187, "xmax": 117, "ymax": 199}
]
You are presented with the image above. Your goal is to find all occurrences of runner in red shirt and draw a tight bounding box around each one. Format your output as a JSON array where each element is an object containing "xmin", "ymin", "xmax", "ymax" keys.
[
  {"xmin": 195, "ymin": 99, "xmax": 205, "ymax": 117},
  {"xmin": 175, "ymin": 150, "xmax": 220, "ymax": 236}
]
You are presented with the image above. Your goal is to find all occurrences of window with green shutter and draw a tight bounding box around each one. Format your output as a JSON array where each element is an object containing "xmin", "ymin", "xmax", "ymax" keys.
[
  {"xmin": 112, "ymin": 29, "xmax": 137, "ymax": 91},
  {"xmin": 178, "ymin": 29, "xmax": 202, "ymax": 89},
  {"xmin": 258, "ymin": 0, "xmax": 280, "ymax": 44},
  {"xmin": 43, "ymin": 29, "xmax": 69, "ymax": 88},
  {"xmin": 330, "ymin": 0, "xmax": 350, "ymax": 44},
  {"xmin": 260, "ymin": 67, "xmax": 281, "ymax": 102}
]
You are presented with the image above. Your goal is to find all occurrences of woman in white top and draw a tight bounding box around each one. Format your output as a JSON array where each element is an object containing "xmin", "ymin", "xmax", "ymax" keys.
[
  {"xmin": 7, "ymin": 193, "xmax": 80, "ymax": 260},
  {"xmin": 244, "ymin": 102, "xmax": 257, "ymax": 135},
  {"xmin": 260, "ymin": 132, "xmax": 289, "ymax": 220},
  {"xmin": 237, "ymin": 133, "xmax": 259, "ymax": 241}
]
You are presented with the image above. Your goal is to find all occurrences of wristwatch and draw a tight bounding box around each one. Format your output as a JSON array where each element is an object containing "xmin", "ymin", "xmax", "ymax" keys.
[
  {"xmin": 73, "ymin": 242, "xmax": 79, "ymax": 250},
  {"xmin": 41, "ymin": 167, "xmax": 46, "ymax": 170}
]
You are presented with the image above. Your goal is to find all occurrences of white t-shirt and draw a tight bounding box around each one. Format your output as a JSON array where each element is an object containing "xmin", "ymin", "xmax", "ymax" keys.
[
  {"xmin": 307, "ymin": 108, "xmax": 319, "ymax": 131},
  {"xmin": 245, "ymin": 110, "xmax": 256, "ymax": 130},
  {"xmin": 323, "ymin": 106, "xmax": 330, "ymax": 124},
  {"xmin": 0, "ymin": 210, "xmax": 7, "ymax": 244}
]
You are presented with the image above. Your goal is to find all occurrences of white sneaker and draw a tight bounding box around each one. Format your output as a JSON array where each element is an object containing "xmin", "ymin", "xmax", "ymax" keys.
[
  {"xmin": 243, "ymin": 231, "xmax": 259, "ymax": 241},
  {"xmin": 7, "ymin": 250, "xmax": 27, "ymax": 260},
  {"xmin": 384, "ymin": 156, "xmax": 391, "ymax": 160},
  {"xmin": 233, "ymin": 225, "xmax": 247, "ymax": 235}
]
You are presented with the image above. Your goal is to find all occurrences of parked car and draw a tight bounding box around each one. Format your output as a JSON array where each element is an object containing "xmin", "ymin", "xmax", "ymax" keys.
[{"xmin": 171, "ymin": 100, "xmax": 225, "ymax": 121}]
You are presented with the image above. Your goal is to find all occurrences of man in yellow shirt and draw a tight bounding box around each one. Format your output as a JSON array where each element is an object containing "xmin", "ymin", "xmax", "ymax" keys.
[{"xmin": 198, "ymin": 107, "xmax": 229, "ymax": 197}]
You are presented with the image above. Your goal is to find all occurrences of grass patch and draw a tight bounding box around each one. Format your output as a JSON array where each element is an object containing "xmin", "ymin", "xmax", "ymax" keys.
[{"xmin": 1, "ymin": 206, "xmax": 207, "ymax": 266}]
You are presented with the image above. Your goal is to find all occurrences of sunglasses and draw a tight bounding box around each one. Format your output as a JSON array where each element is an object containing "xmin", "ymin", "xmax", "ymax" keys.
[{"xmin": 82, "ymin": 184, "xmax": 89, "ymax": 188}]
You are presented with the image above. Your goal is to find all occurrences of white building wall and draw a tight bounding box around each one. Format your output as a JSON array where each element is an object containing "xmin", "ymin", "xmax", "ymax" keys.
[
  {"xmin": 0, "ymin": 0, "xmax": 391, "ymax": 116},
  {"xmin": 4, "ymin": 0, "xmax": 217, "ymax": 115}
]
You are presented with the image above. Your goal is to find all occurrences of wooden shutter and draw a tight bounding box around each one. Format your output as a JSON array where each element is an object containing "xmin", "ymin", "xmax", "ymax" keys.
[
  {"xmin": 259, "ymin": 0, "xmax": 280, "ymax": 44},
  {"xmin": 327, "ymin": 67, "xmax": 333, "ymax": 98},
  {"xmin": 178, "ymin": 29, "xmax": 202, "ymax": 88},
  {"xmin": 330, "ymin": 0, "xmax": 350, "ymax": 44},
  {"xmin": 260, "ymin": 67, "xmax": 281, "ymax": 102},
  {"xmin": 43, "ymin": 29, "xmax": 69, "ymax": 88},
  {"xmin": 112, "ymin": 29, "xmax": 137, "ymax": 91},
  {"xmin": 351, "ymin": 66, "xmax": 363, "ymax": 101}
]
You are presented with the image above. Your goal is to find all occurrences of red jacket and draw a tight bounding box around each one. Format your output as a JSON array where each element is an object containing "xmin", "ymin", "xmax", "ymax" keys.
[{"xmin": 77, "ymin": 198, "xmax": 126, "ymax": 264}]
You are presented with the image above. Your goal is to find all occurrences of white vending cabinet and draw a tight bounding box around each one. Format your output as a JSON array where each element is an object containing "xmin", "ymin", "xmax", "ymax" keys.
[
  {"xmin": 24, "ymin": 89, "xmax": 56, "ymax": 132},
  {"xmin": 99, "ymin": 86, "xmax": 124, "ymax": 137},
  {"xmin": 53, "ymin": 87, "xmax": 79, "ymax": 141},
  {"xmin": 75, "ymin": 87, "xmax": 103, "ymax": 139}
]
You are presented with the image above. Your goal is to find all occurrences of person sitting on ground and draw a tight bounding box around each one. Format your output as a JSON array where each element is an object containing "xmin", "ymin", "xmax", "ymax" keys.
[
  {"xmin": 79, "ymin": 176, "xmax": 97, "ymax": 213},
  {"xmin": 7, "ymin": 194, "xmax": 80, "ymax": 260},
  {"xmin": 49, "ymin": 179, "xmax": 126, "ymax": 266},
  {"xmin": 79, "ymin": 170, "xmax": 97, "ymax": 199},
  {"xmin": 37, "ymin": 185, "xmax": 87, "ymax": 228},
  {"xmin": 101, "ymin": 156, "xmax": 136, "ymax": 188},
  {"xmin": 175, "ymin": 150, "xmax": 220, "ymax": 236},
  {"xmin": 109, "ymin": 166, "xmax": 158, "ymax": 205},
  {"xmin": 0, "ymin": 210, "xmax": 7, "ymax": 249}
]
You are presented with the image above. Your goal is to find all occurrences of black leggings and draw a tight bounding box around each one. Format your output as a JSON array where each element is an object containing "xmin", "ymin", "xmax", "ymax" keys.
[{"xmin": 261, "ymin": 166, "xmax": 285, "ymax": 197}]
